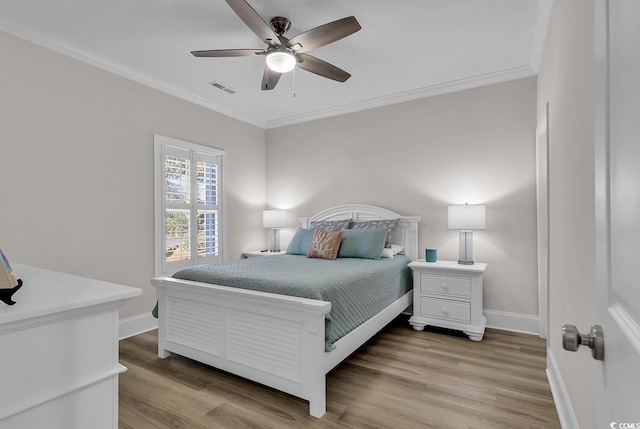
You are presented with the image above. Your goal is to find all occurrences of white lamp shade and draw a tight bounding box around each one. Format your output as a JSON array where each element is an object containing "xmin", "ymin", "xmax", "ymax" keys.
[
  {"xmin": 448, "ymin": 205, "xmax": 486, "ymax": 230},
  {"xmin": 266, "ymin": 51, "xmax": 296, "ymax": 73},
  {"xmin": 263, "ymin": 210, "xmax": 288, "ymax": 228}
]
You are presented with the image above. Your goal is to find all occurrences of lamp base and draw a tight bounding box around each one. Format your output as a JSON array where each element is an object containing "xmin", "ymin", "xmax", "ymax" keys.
[
  {"xmin": 269, "ymin": 228, "xmax": 281, "ymax": 253},
  {"xmin": 457, "ymin": 230, "xmax": 475, "ymax": 265}
]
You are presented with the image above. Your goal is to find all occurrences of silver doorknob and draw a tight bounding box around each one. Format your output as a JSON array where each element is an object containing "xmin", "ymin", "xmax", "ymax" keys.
[{"xmin": 562, "ymin": 324, "xmax": 604, "ymax": 361}]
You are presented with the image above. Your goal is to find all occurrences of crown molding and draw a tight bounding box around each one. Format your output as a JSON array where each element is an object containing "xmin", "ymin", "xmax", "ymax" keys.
[
  {"xmin": 2, "ymin": 21, "xmax": 535, "ymax": 131},
  {"xmin": 264, "ymin": 65, "xmax": 537, "ymax": 129}
]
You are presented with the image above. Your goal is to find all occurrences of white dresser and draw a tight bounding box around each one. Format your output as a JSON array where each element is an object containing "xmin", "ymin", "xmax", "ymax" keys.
[
  {"xmin": 0, "ymin": 264, "xmax": 140, "ymax": 429},
  {"xmin": 408, "ymin": 260, "xmax": 487, "ymax": 341}
]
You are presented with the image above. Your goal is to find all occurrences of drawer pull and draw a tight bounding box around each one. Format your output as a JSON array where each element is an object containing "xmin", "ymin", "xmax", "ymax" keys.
[
  {"xmin": 441, "ymin": 283, "xmax": 449, "ymax": 291},
  {"xmin": 441, "ymin": 307, "xmax": 449, "ymax": 316}
]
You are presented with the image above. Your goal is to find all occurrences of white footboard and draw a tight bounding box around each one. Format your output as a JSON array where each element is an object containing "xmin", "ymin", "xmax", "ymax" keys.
[{"xmin": 151, "ymin": 276, "xmax": 332, "ymax": 417}]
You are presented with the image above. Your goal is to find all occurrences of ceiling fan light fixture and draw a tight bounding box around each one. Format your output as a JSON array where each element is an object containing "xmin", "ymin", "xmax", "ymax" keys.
[{"xmin": 266, "ymin": 50, "xmax": 296, "ymax": 73}]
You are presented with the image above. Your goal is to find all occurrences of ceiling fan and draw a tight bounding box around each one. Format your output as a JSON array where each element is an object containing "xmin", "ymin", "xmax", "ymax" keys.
[{"xmin": 191, "ymin": 0, "xmax": 361, "ymax": 90}]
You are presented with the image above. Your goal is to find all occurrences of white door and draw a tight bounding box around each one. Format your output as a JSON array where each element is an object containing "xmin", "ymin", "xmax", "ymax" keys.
[{"xmin": 594, "ymin": 0, "xmax": 640, "ymax": 426}]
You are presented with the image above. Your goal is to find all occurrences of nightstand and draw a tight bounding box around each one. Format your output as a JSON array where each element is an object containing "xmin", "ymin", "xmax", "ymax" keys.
[
  {"xmin": 242, "ymin": 250, "xmax": 287, "ymax": 258},
  {"xmin": 408, "ymin": 260, "xmax": 487, "ymax": 341}
]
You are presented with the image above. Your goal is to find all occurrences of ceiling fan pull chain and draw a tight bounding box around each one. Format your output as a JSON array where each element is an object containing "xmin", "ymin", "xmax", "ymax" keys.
[{"xmin": 293, "ymin": 66, "xmax": 296, "ymax": 98}]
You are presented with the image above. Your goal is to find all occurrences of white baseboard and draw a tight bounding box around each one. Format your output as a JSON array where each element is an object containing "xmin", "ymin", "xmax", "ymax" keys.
[
  {"xmin": 546, "ymin": 348, "xmax": 579, "ymax": 429},
  {"xmin": 119, "ymin": 312, "xmax": 158, "ymax": 340},
  {"xmin": 484, "ymin": 309, "xmax": 540, "ymax": 335}
]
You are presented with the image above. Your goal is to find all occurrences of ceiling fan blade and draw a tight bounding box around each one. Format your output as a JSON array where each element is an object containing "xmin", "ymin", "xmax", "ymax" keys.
[
  {"xmin": 296, "ymin": 53, "xmax": 351, "ymax": 82},
  {"xmin": 225, "ymin": 0, "xmax": 281, "ymax": 47},
  {"xmin": 191, "ymin": 49, "xmax": 266, "ymax": 57},
  {"xmin": 262, "ymin": 66, "xmax": 282, "ymax": 90},
  {"xmin": 288, "ymin": 16, "xmax": 361, "ymax": 53}
]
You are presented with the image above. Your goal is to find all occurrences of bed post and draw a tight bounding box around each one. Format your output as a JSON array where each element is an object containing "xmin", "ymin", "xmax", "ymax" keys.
[
  {"xmin": 309, "ymin": 376, "xmax": 326, "ymax": 418},
  {"xmin": 303, "ymin": 305, "xmax": 330, "ymax": 418},
  {"xmin": 155, "ymin": 285, "xmax": 170, "ymax": 358},
  {"xmin": 299, "ymin": 217, "xmax": 311, "ymax": 229},
  {"xmin": 403, "ymin": 216, "xmax": 421, "ymax": 261}
]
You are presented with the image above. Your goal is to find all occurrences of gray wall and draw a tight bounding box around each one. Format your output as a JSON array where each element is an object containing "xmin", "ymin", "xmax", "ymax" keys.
[
  {"xmin": 0, "ymin": 31, "xmax": 267, "ymax": 319},
  {"xmin": 537, "ymin": 0, "xmax": 597, "ymax": 426},
  {"xmin": 266, "ymin": 77, "xmax": 539, "ymax": 316}
]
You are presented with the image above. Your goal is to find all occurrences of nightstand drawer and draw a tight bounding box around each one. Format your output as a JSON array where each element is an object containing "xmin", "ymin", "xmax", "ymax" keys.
[
  {"xmin": 420, "ymin": 273, "xmax": 471, "ymax": 298},
  {"xmin": 420, "ymin": 297, "xmax": 471, "ymax": 323}
]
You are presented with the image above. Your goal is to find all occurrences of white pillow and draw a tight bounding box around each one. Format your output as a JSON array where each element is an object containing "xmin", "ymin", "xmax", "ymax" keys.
[
  {"xmin": 381, "ymin": 248, "xmax": 394, "ymax": 258},
  {"xmin": 390, "ymin": 244, "xmax": 404, "ymax": 255}
]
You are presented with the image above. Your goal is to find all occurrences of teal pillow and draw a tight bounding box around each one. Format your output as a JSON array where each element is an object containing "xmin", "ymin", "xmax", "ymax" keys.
[
  {"xmin": 286, "ymin": 228, "xmax": 315, "ymax": 255},
  {"xmin": 337, "ymin": 228, "xmax": 387, "ymax": 259}
]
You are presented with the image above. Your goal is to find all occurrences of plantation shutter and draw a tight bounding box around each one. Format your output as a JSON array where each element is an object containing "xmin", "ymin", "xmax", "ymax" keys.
[{"xmin": 157, "ymin": 137, "xmax": 223, "ymax": 276}]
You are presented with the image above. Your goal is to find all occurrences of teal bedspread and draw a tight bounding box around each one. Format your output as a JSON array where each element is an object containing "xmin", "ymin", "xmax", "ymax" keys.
[{"xmin": 171, "ymin": 254, "xmax": 412, "ymax": 351}]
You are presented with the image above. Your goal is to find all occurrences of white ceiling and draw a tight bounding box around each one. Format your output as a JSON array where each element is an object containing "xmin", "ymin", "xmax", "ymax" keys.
[{"xmin": 0, "ymin": 0, "xmax": 551, "ymax": 129}]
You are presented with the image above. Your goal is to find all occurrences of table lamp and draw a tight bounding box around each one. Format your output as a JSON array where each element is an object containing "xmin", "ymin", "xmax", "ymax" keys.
[
  {"xmin": 448, "ymin": 204, "xmax": 486, "ymax": 265},
  {"xmin": 263, "ymin": 209, "xmax": 288, "ymax": 252}
]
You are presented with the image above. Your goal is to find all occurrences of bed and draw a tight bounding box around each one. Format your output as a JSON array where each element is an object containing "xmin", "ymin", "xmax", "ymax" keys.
[{"xmin": 151, "ymin": 204, "xmax": 420, "ymax": 417}]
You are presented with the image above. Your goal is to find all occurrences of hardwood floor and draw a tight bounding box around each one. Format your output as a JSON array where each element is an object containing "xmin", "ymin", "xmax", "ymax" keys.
[{"xmin": 119, "ymin": 316, "xmax": 561, "ymax": 428}]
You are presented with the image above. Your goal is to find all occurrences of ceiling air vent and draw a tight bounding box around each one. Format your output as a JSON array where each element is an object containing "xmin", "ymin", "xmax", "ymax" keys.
[{"xmin": 208, "ymin": 81, "xmax": 236, "ymax": 94}]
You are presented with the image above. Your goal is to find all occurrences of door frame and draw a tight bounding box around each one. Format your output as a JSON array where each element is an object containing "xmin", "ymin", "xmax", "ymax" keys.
[{"xmin": 536, "ymin": 103, "xmax": 550, "ymax": 340}]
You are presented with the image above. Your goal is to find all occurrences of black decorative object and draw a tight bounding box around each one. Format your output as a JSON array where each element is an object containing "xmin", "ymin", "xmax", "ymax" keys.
[
  {"xmin": 0, "ymin": 279, "xmax": 23, "ymax": 306},
  {"xmin": 0, "ymin": 247, "xmax": 23, "ymax": 305}
]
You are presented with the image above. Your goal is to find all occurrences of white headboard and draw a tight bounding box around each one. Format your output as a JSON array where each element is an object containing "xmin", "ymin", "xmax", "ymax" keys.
[{"xmin": 299, "ymin": 204, "xmax": 421, "ymax": 261}]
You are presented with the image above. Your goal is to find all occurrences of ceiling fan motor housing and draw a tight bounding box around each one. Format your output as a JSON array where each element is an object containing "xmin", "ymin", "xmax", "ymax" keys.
[{"xmin": 270, "ymin": 17, "xmax": 291, "ymax": 35}]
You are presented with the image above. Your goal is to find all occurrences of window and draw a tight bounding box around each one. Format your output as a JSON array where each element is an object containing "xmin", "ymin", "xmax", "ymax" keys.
[{"xmin": 154, "ymin": 135, "xmax": 225, "ymax": 276}]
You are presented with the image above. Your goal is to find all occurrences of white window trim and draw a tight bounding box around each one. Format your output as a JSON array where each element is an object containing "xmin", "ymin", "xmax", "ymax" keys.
[{"xmin": 154, "ymin": 134, "xmax": 227, "ymax": 277}]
